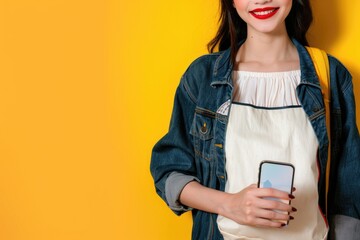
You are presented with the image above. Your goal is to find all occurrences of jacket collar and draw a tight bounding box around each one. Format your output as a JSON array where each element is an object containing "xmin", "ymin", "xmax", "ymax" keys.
[
  {"xmin": 210, "ymin": 38, "xmax": 321, "ymax": 88},
  {"xmin": 210, "ymin": 44, "xmax": 234, "ymax": 88}
]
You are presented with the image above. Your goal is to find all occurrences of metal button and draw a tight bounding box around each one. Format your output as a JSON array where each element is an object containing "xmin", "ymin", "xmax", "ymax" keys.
[{"xmin": 200, "ymin": 122, "xmax": 207, "ymax": 133}]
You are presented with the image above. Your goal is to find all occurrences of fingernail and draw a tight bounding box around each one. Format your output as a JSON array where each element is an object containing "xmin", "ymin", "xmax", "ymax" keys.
[
  {"xmin": 290, "ymin": 216, "xmax": 294, "ymax": 220},
  {"xmin": 281, "ymin": 223, "xmax": 287, "ymax": 227},
  {"xmin": 292, "ymin": 207, "xmax": 297, "ymax": 212},
  {"xmin": 289, "ymin": 194, "xmax": 295, "ymax": 199}
]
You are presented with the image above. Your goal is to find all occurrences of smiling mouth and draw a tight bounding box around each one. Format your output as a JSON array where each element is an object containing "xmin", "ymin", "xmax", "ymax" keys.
[{"xmin": 249, "ymin": 7, "xmax": 279, "ymax": 19}]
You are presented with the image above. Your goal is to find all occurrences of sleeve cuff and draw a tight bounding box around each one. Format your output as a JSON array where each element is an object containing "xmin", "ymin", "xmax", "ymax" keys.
[
  {"xmin": 165, "ymin": 172, "xmax": 199, "ymax": 214},
  {"xmin": 329, "ymin": 214, "xmax": 360, "ymax": 240}
]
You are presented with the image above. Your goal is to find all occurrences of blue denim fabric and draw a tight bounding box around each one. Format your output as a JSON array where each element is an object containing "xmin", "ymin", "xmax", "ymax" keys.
[{"xmin": 150, "ymin": 39, "xmax": 360, "ymax": 239}]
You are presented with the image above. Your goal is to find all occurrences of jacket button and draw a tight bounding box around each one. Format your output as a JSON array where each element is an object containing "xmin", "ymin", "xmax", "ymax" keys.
[{"xmin": 200, "ymin": 123, "xmax": 207, "ymax": 133}]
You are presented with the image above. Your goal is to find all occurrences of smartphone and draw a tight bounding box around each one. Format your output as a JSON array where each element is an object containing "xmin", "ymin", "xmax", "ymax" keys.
[{"xmin": 258, "ymin": 161, "xmax": 295, "ymax": 224}]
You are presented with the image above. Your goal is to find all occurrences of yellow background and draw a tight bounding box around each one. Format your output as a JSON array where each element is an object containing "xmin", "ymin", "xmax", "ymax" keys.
[{"xmin": 0, "ymin": 0, "xmax": 358, "ymax": 239}]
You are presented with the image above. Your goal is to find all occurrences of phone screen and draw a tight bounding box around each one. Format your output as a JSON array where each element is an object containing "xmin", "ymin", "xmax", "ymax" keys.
[{"xmin": 258, "ymin": 161, "xmax": 294, "ymax": 194}]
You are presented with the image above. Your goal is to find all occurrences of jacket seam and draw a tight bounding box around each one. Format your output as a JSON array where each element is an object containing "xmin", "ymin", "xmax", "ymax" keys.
[
  {"xmin": 182, "ymin": 77, "xmax": 197, "ymax": 105},
  {"xmin": 309, "ymin": 108, "xmax": 325, "ymax": 121},
  {"xmin": 341, "ymin": 76, "xmax": 353, "ymax": 96},
  {"xmin": 195, "ymin": 107, "xmax": 216, "ymax": 119}
]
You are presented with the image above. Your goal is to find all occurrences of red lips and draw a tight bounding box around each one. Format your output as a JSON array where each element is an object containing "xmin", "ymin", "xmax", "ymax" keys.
[{"xmin": 249, "ymin": 7, "xmax": 279, "ymax": 20}]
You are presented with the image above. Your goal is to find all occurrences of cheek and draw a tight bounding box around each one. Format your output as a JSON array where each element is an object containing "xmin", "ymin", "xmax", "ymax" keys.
[
  {"xmin": 284, "ymin": 2, "xmax": 293, "ymax": 19},
  {"xmin": 233, "ymin": 0, "xmax": 248, "ymax": 19},
  {"xmin": 282, "ymin": 0, "xmax": 293, "ymax": 12},
  {"xmin": 233, "ymin": 0, "xmax": 247, "ymax": 10}
]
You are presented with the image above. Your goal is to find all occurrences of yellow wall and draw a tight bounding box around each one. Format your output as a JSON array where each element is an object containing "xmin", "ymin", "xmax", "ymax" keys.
[{"xmin": 0, "ymin": 0, "xmax": 358, "ymax": 239}]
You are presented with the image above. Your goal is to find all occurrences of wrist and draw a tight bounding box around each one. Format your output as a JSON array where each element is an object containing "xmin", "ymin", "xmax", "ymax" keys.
[{"xmin": 216, "ymin": 192, "xmax": 233, "ymax": 217}]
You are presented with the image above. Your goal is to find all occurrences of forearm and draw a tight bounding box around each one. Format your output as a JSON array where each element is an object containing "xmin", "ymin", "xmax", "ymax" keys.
[{"xmin": 179, "ymin": 181, "xmax": 230, "ymax": 216}]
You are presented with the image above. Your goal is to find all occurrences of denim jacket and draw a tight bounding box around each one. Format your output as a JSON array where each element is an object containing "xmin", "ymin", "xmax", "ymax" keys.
[{"xmin": 150, "ymin": 39, "xmax": 360, "ymax": 239}]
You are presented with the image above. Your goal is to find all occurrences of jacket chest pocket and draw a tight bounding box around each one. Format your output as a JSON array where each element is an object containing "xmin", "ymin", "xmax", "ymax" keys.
[{"xmin": 190, "ymin": 108, "xmax": 215, "ymax": 161}]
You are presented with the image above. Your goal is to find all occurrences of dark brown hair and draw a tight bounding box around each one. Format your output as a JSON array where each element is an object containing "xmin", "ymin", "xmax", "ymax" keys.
[{"xmin": 207, "ymin": 0, "xmax": 313, "ymax": 64}]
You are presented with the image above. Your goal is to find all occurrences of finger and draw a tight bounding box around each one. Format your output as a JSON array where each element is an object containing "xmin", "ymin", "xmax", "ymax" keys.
[
  {"xmin": 257, "ymin": 198, "xmax": 295, "ymax": 212},
  {"xmin": 251, "ymin": 217, "xmax": 286, "ymax": 228},
  {"xmin": 256, "ymin": 188, "xmax": 294, "ymax": 200},
  {"xmin": 255, "ymin": 208, "xmax": 294, "ymax": 222}
]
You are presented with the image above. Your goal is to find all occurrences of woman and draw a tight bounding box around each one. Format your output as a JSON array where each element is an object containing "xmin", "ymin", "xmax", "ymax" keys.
[{"xmin": 151, "ymin": 0, "xmax": 360, "ymax": 239}]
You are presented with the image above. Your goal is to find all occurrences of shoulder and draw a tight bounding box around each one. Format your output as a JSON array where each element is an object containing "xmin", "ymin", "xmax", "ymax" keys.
[
  {"xmin": 183, "ymin": 51, "xmax": 223, "ymax": 78},
  {"xmin": 327, "ymin": 54, "xmax": 353, "ymax": 93},
  {"xmin": 328, "ymin": 54, "xmax": 351, "ymax": 76},
  {"xmin": 179, "ymin": 50, "xmax": 230, "ymax": 101}
]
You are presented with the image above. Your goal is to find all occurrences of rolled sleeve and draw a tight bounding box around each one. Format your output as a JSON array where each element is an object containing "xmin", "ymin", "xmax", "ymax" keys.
[
  {"xmin": 165, "ymin": 172, "xmax": 200, "ymax": 214},
  {"xmin": 330, "ymin": 215, "xmax": 360, "ymax": 240}
]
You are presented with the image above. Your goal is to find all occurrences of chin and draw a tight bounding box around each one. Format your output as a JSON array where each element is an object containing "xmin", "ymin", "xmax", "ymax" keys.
[{"xmin": 249, "ymin": 23, "xmax": 286, "ymax": 35}]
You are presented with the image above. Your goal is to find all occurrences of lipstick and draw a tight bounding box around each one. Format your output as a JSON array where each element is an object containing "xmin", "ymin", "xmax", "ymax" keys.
[{"xmin": 249, "ymin": 7, "xmax": 279, "ymax": 20}]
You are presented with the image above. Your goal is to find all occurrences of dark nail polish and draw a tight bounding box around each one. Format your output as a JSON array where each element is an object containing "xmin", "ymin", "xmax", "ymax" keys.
[
  {"xmin": 292, "ymin": 207, "xmax": 297, "ymax": 212},
  {"xmin": 290, "ymin": 216, "xmax": 294, "ymax": 220},
  {"xmin": 289, "ymin": 194, "xmax": 295, "ymax": 199},
  {"xmin": 281, "ymin": 223, "xmax": 287, "ymax": 227}
]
